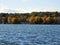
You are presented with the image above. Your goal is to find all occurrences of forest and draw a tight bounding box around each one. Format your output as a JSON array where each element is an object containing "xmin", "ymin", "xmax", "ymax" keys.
[{"xmin": 0, "ymin": 11, "xmax": 60, "ymax": 24}]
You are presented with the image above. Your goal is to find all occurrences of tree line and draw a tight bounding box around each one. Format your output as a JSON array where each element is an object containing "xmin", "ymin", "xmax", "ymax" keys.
[{"xmin": 0, "ymin": 11, "xmax": 60, "ymax": 24}]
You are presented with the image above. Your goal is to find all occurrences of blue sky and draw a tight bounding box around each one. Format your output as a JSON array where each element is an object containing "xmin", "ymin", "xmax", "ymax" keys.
[{"xmin": 0, "ymin": 0, "xmax": 60, "ymax": 13}]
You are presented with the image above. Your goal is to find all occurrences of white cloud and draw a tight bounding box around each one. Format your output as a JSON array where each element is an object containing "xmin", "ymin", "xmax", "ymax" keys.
[
  {"xmin": 21, "ymin": 0, "xmax": 30, "ymax": 2},
  {"xmin": 25, "ymin": 6, "xmax": 60, "ymax": 12},
  {"xmin": 0, "ymin": 3, "xmax": 60, "ymax": 13},
  {"xmin": 0, "ymin": 3, "xmax": 8, "ymax": 13},
  {"xmin": 17, "ymin": 6, "xmax": 59, "ymax": 13},
  {"xmin": 0, "ymin": 3, "xmax": 20, "ymax": 13}
]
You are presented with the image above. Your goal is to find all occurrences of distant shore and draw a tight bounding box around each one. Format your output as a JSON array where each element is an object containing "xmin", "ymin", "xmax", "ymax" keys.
[{"xmin": 0, "ymin": 11, "xmax": 60, "ymax": 24}]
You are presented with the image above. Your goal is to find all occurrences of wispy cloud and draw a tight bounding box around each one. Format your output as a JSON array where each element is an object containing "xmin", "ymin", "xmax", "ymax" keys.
[
  {"xmin": 0, "ymin": 3, "xmax": 60, "ymax": 13},
  {"xmin": 0, "ymin": 3, "xmax": 8, "ymax": 13},
  {"xmin": 21, "ymin": 0, "xmax": 30, "ymax": 2},
  {"xmin": 0, "ymin": 3, "xmax": 20, "ymax": 13},
  {"xmin": 18, "ymin": 6, "xmax": 59, "ymax": 13}
]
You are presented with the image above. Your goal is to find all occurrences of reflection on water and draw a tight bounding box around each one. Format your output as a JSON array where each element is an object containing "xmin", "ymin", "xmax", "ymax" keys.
[{"xmin": 0, "ymin": 24, "xmax": 60, "ymax": 45}]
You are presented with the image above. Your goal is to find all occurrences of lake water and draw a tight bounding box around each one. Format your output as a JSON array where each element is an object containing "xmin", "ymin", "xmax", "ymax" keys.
[{"xmin": 0, "ymin": 24, "xmax": 60, "ymax": 45}]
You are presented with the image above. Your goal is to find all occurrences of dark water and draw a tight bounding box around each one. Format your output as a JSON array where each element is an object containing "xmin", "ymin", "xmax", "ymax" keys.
[{"xmin": 0, "ymin": 24, "xmax": 60, "ymax": 45}]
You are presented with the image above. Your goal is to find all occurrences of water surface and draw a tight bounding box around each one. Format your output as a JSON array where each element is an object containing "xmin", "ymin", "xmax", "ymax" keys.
[{"xmin": 0, "ymin": 24, "xmax": 60, "ymax": 45}]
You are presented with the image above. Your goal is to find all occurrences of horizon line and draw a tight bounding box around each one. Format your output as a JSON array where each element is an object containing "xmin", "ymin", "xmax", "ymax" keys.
[{"xmin": 0, "ymin": 11, "xmax": 60, "ymax": 14}]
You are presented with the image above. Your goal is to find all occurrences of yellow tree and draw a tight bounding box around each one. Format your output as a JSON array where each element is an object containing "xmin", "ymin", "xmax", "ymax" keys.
[
  {"xmin": 26, "ymin": 15, "xmax": 35, "ymax": 23},
  {"xmin": 11, "ymin": 17, "xmax": 16, "ymax": 24},
  {"xmin": 46, "ymin": 16, "xmax": 51, "ymax": 24},
  {"xmin": 7, "ymin": 16, "xmax": 12, "ymax": 24}
]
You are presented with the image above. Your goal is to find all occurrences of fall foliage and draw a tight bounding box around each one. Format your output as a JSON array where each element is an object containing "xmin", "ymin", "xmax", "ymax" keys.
[{"xmin": 0, "ymin": 11, "xmax": 60, "ymax": 24}]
